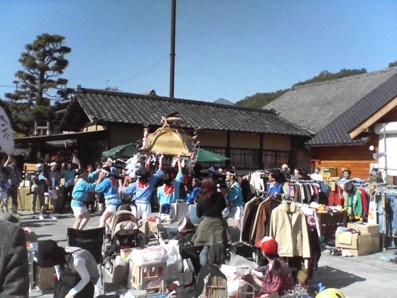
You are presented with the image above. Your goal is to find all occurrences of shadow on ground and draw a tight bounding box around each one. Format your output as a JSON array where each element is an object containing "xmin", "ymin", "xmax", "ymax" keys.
[{"xmin": 310, "ymin": 265, "xmax": 366, "ymax": 290}]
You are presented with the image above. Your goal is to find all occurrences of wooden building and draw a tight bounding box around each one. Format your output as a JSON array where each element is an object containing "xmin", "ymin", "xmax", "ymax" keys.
[
  {"xmin": 52, "ymin": 87, "xmax": 312, "ymax": 172},
  {"xmin": 265, "ymin": 66, "xmax": 397, "ymax": 180}
]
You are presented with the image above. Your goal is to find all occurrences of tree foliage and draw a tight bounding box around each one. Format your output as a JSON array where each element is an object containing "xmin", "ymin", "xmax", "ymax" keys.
[
  {"xmin": 235, "ymin": 90, "xmax": 288, "ymax": 108},
  {"xmin": 5, "ymin": 33, "xmax": 72, "ymax": 135},
  {"xmin": 389, "ymin": 61, "xmax": 397, "ymax": 68},
  {"xmin": 294, "ymin": 68, "xmax": 367, "ymax": 86}
]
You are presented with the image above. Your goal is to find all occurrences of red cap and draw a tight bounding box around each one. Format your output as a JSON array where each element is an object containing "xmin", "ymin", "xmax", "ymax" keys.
[{"xmin": 256, "ymin": 237, "xmax": 278, "ymax": 255}]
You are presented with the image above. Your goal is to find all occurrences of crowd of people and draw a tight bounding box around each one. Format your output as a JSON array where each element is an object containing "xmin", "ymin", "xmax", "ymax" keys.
[{"xmin": 1, "ymin": 153, "xmax": 360, "ymax": 298}]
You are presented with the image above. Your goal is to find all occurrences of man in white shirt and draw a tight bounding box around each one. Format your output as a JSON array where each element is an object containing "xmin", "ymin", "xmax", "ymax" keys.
[{"xmin": 310, "ymin": 167, "xmax": 324, "ymax": 182}]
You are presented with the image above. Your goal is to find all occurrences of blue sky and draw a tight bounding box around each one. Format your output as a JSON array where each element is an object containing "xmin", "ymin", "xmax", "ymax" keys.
[{"xmin": 1, "ymin": 0, "xmax": 396, "ymax": 103}]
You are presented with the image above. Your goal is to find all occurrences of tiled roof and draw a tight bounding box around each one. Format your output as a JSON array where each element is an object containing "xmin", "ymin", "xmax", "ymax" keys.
[
  {"xmin": 63, "ymin": 88, "xmax": 311, "ymax": 137},
  {"xmin": 308, "ymin": 71, "xmax": 397, "ymax": 145},
  {"xmin": 264, "ymin": 67, "xmax": 397, "ymax": 145}
]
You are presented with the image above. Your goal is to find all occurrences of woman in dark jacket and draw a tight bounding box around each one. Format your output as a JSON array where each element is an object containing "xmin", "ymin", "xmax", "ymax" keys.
[{"xmin": 192, "ymin": 177, "xmax": 231, "ymax": 266}]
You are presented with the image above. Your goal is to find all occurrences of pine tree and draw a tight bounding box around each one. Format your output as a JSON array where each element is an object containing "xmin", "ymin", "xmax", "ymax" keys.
[{"xmin": 5, "ymin": 33, "xmax": 72, "ymax": 135}]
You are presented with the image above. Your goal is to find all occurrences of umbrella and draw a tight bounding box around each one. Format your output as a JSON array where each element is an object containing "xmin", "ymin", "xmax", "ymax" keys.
[
  {"xmin": 195, "ymin": 148, "xmax": 229, "ymax": 162},
  {"xmin": 102, "ymin": 143, "xmax": 138, "ymax": 159}
]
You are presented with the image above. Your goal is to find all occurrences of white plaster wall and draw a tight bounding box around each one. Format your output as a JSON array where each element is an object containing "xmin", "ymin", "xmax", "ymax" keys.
[{"xmin": 375, "ymin": 122, "xmax": 397, "ymax": 176}]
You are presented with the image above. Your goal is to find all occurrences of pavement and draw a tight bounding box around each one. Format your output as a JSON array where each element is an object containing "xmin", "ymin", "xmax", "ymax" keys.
[{"xmin": 12, "ymin": 209, "xmax": 397, "ymax": 298}]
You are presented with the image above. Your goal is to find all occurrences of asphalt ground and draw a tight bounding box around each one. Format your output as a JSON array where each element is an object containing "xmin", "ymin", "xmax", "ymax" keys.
[{"xmin": 12, "ymin": 210, "xmax": 397, "ymax": 298}]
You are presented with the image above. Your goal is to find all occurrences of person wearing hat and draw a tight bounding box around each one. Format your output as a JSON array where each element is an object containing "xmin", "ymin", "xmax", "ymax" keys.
[
  {"xmin": 121, "ymin": 154, "xmax": 164, "ymax": 220},
  {"xmin": 71, "ymin": 170, "xmax": 98, "ymax": 230},
  {"xmin": 95, "ymin": 167, "xmax": 122, "ymax": 228},
  {"xmin": 343, "ymin": 181, "xmax": 364, "ymax": 220},
  {"xmin": 0, "ymin": 218, "xmax": 29, "ymax": 297},
  {"xmin": 35, "ymin": 240, "xmax": 98, "ymax": 298},
  {"xmin": 250, "ymin": 236, "xmax": 294, "ymax": 297},
  {"xmin": 225, "ymin": 169, "xmax": 244, "ymax": 230}
]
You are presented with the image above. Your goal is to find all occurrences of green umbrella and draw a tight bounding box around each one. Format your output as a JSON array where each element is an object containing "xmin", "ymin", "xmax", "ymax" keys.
[
  {"xmin": 195, "ymin": 148, "xmax": 229, "ymax": 162},
  {"xmin": 102, "ymin": 143, "xmax": 138, "ymax": 159}
]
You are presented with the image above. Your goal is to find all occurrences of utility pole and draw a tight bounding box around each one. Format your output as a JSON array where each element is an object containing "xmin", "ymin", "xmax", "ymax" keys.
[
  {"xmin": 169, "ymin": 0, "xmax": 176, "ymax": 98},
  {"xmin": 383, "ymin": 122, "xmax": 388, "ymax": 183}
]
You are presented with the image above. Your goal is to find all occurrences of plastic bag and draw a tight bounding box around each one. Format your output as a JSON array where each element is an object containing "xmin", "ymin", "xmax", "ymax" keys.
[
  {"xmin": 188, "ymin": 204, "xmax": 202, "ymax": 225},
  {"xmin": 165, "ymin": 240, "xmax": 182, "ymax": 282},
  {"xmin": 129, "ymin": 246, "xmax": 168, "ymax": 265},
  {"xmin": 227, "ymin": 253, "xmax": 257, "ymax": 269}
]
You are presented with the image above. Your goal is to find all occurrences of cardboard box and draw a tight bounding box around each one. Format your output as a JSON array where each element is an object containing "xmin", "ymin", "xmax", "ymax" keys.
[
  {"xmin": 321, "ymin": 167, "xmax": 338, "ymax": 177},
  {"xmin": 336, "ymin": 232, "xmax": 372, "ymax": 256},
  {"xmin": 347, "ymin": 222, "xmax": 380, "ymax": 235},
  {"xmin": 345, "ymin": 247, "xmax": 372, "ymax": 257},
  {"xmin": 371, "ymin": 233, "xmax": 381, "ymax": 253}
]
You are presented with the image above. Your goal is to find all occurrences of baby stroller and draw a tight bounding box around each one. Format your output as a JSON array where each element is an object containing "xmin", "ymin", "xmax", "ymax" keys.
[
  {"xmin": 111, "ymin": 210, "xmax": 146, "ymax": 251},
  {"xmin": 103, "ymin": 210, "xmax": 146, "ymax": 274}
]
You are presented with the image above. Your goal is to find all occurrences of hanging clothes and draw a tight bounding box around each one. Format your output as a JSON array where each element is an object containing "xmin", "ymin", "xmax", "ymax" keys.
[
  {"xmin": 241, "ymin": 196, "xmax": 262, "ymax": 243},
  {"xmin": 250, "ymin": 200, "xmax": 274, "ymax": 245},
  {"xmin": 269, "ymin": 201, "xmax": 311, "ymax": 258},
  {"xmin": 357, "ymin": 188, "xmax": 369, "ymax": 217},
  {"xmin": 249, "ymin": 171, "xmax": 265, "ymax": 193},
  {"xmin": 288, "ymin": 182, "xmax": 322, "ymax": 204},
  {"xmin": 343, "ymin": 189, "xmax": 364, "ymax": 220}
]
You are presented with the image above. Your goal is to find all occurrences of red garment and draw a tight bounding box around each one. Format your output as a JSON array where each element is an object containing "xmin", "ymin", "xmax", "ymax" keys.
[
  {"xmin": 164, "ymin": 185, "xmax": 175, "ymax": 195},
  {"xmin": 259, "ymin": 258, "xmax": 295, "ymax": 297},
  {"xmin": 358, "ymin": 188, "xmax": 368, "ymax": 216},
  {"xmin": 138, "ymin": 181, "xmax": 148, "ymax": 189},
  {"xmin": 312, "ymin": 184, "xmax": 319, "ymax": 196}
]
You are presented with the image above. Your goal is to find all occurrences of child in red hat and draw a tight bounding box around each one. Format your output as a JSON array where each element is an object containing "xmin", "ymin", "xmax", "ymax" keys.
[{"xmin": 252, "ymin": 237, "xmax": 295, "ymax": 297}]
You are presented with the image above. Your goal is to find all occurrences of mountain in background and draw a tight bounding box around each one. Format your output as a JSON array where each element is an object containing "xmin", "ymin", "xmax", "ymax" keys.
[
  {"xmin": 235, "ymin": 68, "xmax": 372, "ymax": 109},
  {"xmin": 213, "ymin": 98, "xmax": 234, "ymax": 105}
]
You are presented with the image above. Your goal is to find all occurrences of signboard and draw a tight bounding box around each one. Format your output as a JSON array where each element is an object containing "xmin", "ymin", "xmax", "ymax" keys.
[
  {"xmin": 373, "ymin": 152, "xmax": 386, "ymax": 159},
  {"xmin": 0, "ymin": 107, "xmax": 14, "ymax": 155}
]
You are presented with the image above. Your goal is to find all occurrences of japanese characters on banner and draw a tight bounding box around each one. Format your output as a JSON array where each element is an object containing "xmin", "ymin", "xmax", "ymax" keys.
[{"xmin": 0, "ymin": 107, "xmax": 14, "ymax": 155}]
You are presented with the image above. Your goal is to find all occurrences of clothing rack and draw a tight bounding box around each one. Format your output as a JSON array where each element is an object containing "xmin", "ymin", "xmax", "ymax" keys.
[
  {"xmin": 374, "ymin": 185, "xmax": 397, "ymax": 250},
  {"xmin": 293, "ymin": 179, "xmax": 318, "ymax": 183}
]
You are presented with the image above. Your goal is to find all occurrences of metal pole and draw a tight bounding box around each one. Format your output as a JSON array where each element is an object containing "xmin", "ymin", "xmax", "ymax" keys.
[
  {"xmin": 382, "ymin": 122, "xmax": 388, "ymax": 251},
  {"xmin": 383, "ymin": 123, "xmax": 388, "ymax": 183},
  {"xmin": 169, "ymin": 0, "xmax": 176, "ymax": 98}
]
